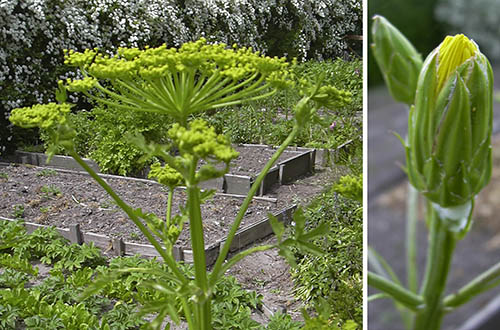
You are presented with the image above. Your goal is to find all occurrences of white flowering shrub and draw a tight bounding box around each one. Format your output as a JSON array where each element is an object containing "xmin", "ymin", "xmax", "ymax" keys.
[
  {"xmin": 435, "ymin": 0, "xmax": 500, "ymax": 61},
  {"xmin": 0, "ymin": 0, "xmax": 361, "ymax": 154}
]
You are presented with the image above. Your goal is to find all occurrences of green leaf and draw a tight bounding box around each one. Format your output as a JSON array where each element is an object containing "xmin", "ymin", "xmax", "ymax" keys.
[{"xmin": 268, "ymin": 214, "xmax": 284, "ymax": 242}]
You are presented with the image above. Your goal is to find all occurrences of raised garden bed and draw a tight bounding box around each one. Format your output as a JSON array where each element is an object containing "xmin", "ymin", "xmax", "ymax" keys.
[
  {"xmin": 0, "ymin": 159, "xmax": 329, "ymax": 264},
  {"xmin": 14, "ymin": 144, "xmax": 316, "ymax": 196},
  {"xmin": 12, "ymin": 141, "xmax": 353, "ymax": 196}
]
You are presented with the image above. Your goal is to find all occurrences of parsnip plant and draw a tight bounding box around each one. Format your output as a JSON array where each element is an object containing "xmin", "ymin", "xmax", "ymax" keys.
[
  {"xmin": 9, "ymin": 38, "xmax": 351, "ymax": 329},
  {"xmin": 369, "ymin": 16, "xmax": 497, "ymax": 330}
]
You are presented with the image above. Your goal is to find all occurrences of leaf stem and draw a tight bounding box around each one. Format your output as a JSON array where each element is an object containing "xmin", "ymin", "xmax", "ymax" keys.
[
  {"xmin": 368, "ymin": 271, "xmax": 424, "ymax": 311},
  {"xmin": 407, "ymin": 183, "xmax": 419, "ymax": 293},
  {"xmin": 444, "ymin": 260, "xmax": 500, "ymax": 308},
  {"xmin": 186, "ymin": 157, "xmax": 211, "ymax": 329}
]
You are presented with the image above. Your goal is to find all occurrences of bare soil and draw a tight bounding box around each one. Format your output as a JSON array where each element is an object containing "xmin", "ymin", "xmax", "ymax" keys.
[{"xmin": 228, "ymin": 145, "xmax": 301, "ymax": 176}]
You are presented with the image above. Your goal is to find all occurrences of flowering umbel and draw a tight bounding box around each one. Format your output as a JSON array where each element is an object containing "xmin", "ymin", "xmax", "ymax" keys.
[{"xmin": 406, "ymin": 34, "xmax": 493, "ymax": 210}]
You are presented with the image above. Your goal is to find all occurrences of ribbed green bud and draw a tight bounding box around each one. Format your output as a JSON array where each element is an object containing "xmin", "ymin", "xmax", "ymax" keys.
[
  {"xmin": 371, "ymin": 15, "xmax": 423, "ymax": 105},
  {"xmin": 406, "ymin": 34, "xmax": 493, "ymax": 209}
]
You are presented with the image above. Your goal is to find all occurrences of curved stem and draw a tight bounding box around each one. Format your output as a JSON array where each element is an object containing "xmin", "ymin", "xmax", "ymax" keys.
[
  {"xmin": 368, "ymin": 271, "xmax": 424, "ymax": 311},
  {"xmin": 209, "ymin": 124, "xmax": 300, "ymax": 286},
  {"xmin": 413, "ymin": 205, "xmax": 457, "ymax": 330},
  {"xmin": 180, "ymin": 296, "xmax": 195, "ymax": 329},
  {"xmin": 69, "ymin": 150, "xmax": 187, "ymax": 285}
]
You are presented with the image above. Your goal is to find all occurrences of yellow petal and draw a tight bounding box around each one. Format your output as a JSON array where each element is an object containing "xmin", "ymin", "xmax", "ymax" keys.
[{"xmin": 437, "ymin": 34, "xmax": 477, "ymax": 91}]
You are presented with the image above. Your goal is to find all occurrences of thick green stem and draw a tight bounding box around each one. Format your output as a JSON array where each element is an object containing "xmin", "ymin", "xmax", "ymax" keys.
[
  {"xmin": 69, "ymin": 150, "xmax": 188, "ymax": 285},
  {"xmin": 209, "ymin": 124, "xmax": 300, "ymax": 286},
  {"xmin": 413, "ymin": 206, "xmax": 457, "ymax": 330},
  {"xmin": 368, "ymin": 271, "xmax": 424, "ymax": 311},
  {"xmin": 186, "ymin": 159, "xmax": 211, "ymax": 330}
]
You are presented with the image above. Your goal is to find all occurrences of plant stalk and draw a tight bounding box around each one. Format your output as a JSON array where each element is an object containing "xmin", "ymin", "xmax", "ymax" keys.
[
  {"xmin": 413, "ymin": 205, "xmax": 457, "ymax": 330},
  {"xmin": 186, "ymin": 158, "xmax": 211, "ymax": 330},
  {"xmin": 407, "ymin": 183, "xmax": 419, "ymax": 293}
]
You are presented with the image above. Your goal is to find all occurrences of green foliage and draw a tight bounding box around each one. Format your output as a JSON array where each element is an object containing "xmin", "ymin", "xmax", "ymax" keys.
[
  {"xmin": 11, "ymin": 204, "xmax": 25, "ymax": 219},
  {"xmin": 0, "ymin": 172, "xmax": 8, "ymax": 179},
  {"xmin": 0, "ymin": 269, "xmax": 32, "ymax": 288},
  {"xmin": 40, "ymin": 105, "xmax": 174, "ymax": 176},
  {"xmin": 40, "ymin": 184, "xmax": 62, "ymax": 198},
  {"xmin": 85, "ymin": 106, "xmax": 172, "ymax": 176},
  {"xmin": 36, "ymin": 168, "xmax": 57, "ymax": 177},
  {"xmin": 266, "ymin": 312, "xmax": 303, "ymax": 330},
  {"xmin": 333, "ymin": 175, "xmax": 363, "ymax": 202},
  {"xmin": 212, "ymin": 276, "xmax": 262, "ymax": 329},
  {"xmin": 291, "ymin": 188, "xmax": 363, "ymax": 326}
]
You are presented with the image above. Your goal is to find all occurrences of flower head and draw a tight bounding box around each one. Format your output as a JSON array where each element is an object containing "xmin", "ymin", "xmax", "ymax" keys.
[{"xmin": 406, "ymin": 34, "xmax": 493, "ymax": 208}]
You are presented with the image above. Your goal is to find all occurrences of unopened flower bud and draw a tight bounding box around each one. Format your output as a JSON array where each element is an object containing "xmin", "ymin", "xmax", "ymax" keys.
[
  {"xmin": 406, "ymin": 34, "xmax": 493, "ymax": 209},
  {"xmin": 371, "ymin": 15, "xmax": 423, "ymax": 105}
]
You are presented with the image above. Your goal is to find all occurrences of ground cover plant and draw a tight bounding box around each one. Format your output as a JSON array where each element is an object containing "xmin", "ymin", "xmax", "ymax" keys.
[
  {"xmin": 369, "ymin": 16, "xmax": 498, "ymax": 329},
  {"xmin": 8, "ymin": 38, "xmax": 358, "ymax": 330},
  {"xmin": 0, "ymin": 219, "xmax": 293, "ymax": 329},
  {"xmin": 291, "ymin": 174, "xmax": 362, "ymax": 326}
]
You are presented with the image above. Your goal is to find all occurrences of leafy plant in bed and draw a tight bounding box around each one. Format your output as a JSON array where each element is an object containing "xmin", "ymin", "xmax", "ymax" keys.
[{"xmin": 9, "ymin": 38, "xmax": 352, "ymax": 329}]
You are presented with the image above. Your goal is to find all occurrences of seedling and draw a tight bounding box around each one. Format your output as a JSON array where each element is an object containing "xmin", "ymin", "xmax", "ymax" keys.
[
  {"xmin": 40, "ymin": 185, "xmax": 62, "ymax": 198},
  {"xmin": 36, "ymin": 169, "xmax": 57, "ymax": 177},
  {"xmin": 12, "ymin": 204, "xmax": 25, "ymax": 219}
]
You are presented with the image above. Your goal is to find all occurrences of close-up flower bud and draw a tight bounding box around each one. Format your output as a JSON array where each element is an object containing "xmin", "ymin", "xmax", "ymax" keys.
[
  {"xmin": 371, "ymin": 15, "xmax": 423, "ymax": 105},
  {"xmin": 406, "ymin": 34, "xmax": 493, "ymax": 208}
]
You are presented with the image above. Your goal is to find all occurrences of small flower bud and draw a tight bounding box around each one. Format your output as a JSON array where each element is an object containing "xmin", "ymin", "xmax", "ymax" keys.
[
  {"xmin": 371, "ymin": 15, "xmax": 423, "ymax": 105},
  {"xmin": 406, "ymin": 34, "xmax": 493, "ymax": 208}
]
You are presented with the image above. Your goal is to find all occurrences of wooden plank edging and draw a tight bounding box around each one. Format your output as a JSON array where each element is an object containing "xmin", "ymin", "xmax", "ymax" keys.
[{"xmin": 0, "ymin": 204, "xmax": 297, "ymax": 265}]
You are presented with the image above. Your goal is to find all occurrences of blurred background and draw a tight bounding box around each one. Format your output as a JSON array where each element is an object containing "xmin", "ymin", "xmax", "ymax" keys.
[{"xmin": 368, "ymin": 1, "xmax": 500, "ymax": 329}]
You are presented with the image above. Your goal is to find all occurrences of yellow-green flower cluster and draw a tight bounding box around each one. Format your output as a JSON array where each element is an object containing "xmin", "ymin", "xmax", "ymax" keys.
[
  {"xmin": 65, "ymin": 77, "xmax": 98, "ymax": 92},
  {"xmin": 64, "ymin": 38, "xmax": 291, "ymax": 84},
  {"xmin": 148, "ymin": 162, "xmax": 184, "ymax": 188},
  {"xmin": 168, "ymin": 119, "xmax": 239, "ymax": 163},
  {"xmin": 62, "ymin": 38, "xmax": 295, "ymax": 123},
  {"xmin": 9, "ymin": 103, "xmax": 72, "ymax": 129},
  {"xmin": 311, "ymin": 85, "xmax": 352, "ymax": 109}
]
